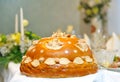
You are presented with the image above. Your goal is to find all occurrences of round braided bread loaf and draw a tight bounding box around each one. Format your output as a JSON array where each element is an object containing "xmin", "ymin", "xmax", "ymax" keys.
[{"xmin": 20, "ymin": 32, "xmax": 98, "ymax": 78}]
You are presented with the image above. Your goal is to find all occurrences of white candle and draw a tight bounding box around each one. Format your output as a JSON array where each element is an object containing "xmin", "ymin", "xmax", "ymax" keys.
[
  {"xmin": 20, "ymin": 8, "xmax": 24, "ymax": 41},
  {"xmin": 20, "ymin": 8, "xmax": 25, "ymax": 53},
  {"xmin": 15, "ymin": 14, "xmax": 18, "ymax": 33}
]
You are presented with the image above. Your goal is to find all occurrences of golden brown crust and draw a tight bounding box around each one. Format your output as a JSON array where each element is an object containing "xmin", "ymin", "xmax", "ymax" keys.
[
  {"xmin": 20, "ymin": 62, "xmax": 98, "ymax": 78},
  {"xmin": 20, "ymin": 32, "xmax": 98, "ymax": 78}
]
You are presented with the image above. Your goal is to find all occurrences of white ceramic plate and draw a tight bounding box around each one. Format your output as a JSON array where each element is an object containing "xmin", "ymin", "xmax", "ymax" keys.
[
  {"xmin": 98, "ymin": 65, "xmax": 120, "ymax": 72},
  {"xmin": 107, "ymin": 68, "xmax": 120, "ymax": 72}
]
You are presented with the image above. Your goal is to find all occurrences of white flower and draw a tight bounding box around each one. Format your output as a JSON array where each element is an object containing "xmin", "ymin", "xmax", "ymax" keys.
[
  {"xmin": 88, "ymin": 0, "xmax": 95, "ymax": 7},
  {"xmin": 0, "ymin": 46, "xmax": 9, "ymax": 56},
  {"xmin": 91, "ymin": 17, "xmax": 98, "ymax": 25}
]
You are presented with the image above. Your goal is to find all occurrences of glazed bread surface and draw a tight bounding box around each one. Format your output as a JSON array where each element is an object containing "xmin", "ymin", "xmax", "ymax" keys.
[{"xmin": 20, "ymin": 32, "xmax": 98, "ymax": 78}]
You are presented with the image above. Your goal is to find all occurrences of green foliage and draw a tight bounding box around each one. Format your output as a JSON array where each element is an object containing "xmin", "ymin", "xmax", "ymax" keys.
[
  {"xmin": 0, "ymin": 34, "xmax": 7, "ymax": 43},
  {"xmin": 0, "ymin": 45, "xmax": 23, "ymax": 68},
  {"xmin": 25, "ymin": 31, "xmax": 41, "ymax": 40},
  {"xmin": 113, "ymin": 56, "xmax": 120, "ymax": 62}
]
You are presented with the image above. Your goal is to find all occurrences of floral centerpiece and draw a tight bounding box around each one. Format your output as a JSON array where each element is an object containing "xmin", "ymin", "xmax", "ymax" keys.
[
  {"xmin": 0, "ymin": 31, "xmax": 40, "ymax": 68},
  {"xmin": 79, "ymin": 0, "xmax": 111, "ymax": 21},
  {"xmin": 79, "ymin": 0, "xmax": 111, "ymax": 33},
  {"xmin": 0, "ymin": 19, "xmax": 41, "ymax": 68},
  {"xmin": 79, "ymin": 0, "xmax": 111, "ymax": 49}
]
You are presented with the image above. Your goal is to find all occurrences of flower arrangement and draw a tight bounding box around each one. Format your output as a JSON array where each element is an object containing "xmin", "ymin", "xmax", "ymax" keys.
[
  {"xmin": 0, "ymin": 19, "xmax": 41, "ymax": 68},
  {"xmin": 0, "ymin": 31, "xmax": 40, "ymax": 68},
  {"xmin": 79, "ymin": 0, "xmax": 111, "ymax": 23}
]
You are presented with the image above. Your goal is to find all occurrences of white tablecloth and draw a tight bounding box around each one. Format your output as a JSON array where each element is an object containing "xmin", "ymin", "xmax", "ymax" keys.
[
  {"xmin": 1, "ymin": 62, "xmax": 20, "ymax": 82},
  {"xmin": 1, "ymin": 62, "xmax": 120, "ymax": 82},
  {"xmin": 10, "ymin": 71, "xmax": 97, "ymax": 82}
]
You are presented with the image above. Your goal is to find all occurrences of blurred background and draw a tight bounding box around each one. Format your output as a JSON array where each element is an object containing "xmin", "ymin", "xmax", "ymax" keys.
[{"xmin": 0, "ymin": 0, "xmax": 120, "ymax": 37}]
